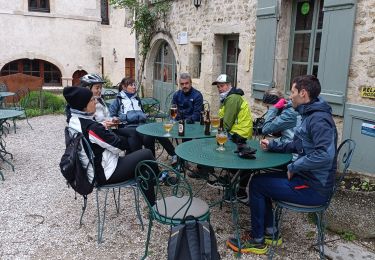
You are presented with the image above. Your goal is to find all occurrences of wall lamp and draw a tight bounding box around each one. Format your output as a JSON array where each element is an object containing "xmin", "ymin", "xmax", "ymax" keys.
[{"xmin": 193, "ymin": 0, "xmax": 202, "ymax": 9}]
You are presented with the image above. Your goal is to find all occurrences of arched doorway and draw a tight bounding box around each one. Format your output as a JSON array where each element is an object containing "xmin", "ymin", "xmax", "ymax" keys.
[
  {"xmin": 153, "ymin": 41, "xmax": 176, "ymax": 112},
  {"xmin": 72, "ymin": 70, "xmax": 87, "ymax": 86}
]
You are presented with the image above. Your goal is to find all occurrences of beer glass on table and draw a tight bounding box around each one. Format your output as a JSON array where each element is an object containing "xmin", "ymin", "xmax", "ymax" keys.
[
  {"xmin": 211, "ymin": 115, "xmax": 220, "ymax": 133},
  {"xmin": 163, "ymin": 120, "xmax": 174, "ymax": 137},
  {"xmin": 170, "ymin": 104, "xmax": 178, "ymax": 122},
  {"xmin": 216, "ymin": 129, "xmax": 228, "ymax": 151}
]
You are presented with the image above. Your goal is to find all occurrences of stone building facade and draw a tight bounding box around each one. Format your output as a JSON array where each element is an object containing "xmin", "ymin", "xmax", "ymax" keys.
[
  {"xmin": 142, "ymin": 0, "xmax": 375, "ymax": 175},
  {"xmin": 0, "ymin": 0, "xmax": 135, "ymax": 87}
]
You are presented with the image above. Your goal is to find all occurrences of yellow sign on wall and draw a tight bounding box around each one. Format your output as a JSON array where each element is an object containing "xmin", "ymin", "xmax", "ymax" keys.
[{"xmin": 361, "ymin": 87, "xmax": 375, "ymax": 99}]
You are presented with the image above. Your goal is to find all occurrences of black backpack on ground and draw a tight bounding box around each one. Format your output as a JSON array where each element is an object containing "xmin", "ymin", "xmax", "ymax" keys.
[
  {"xmin": 167, "ymin": 216, "xmax": 220, "ymax": 260},
  {"xmin": 59, "ymin": 127, "xmax": 95, "ymax": 196}
]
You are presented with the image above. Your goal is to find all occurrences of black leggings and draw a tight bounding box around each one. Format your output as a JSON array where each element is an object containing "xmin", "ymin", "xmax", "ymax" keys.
[
  {"xmin": 106, "ymin": 149, "xmax": 157, "ymax": 205},
  {"xmin": 115, "ymin": 127, "xmax": 175, "ymax": 157}
]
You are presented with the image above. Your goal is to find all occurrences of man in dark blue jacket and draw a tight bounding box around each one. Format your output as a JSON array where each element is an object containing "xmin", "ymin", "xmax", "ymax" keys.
[
  {"xmin": 172, "ymin": 73, "xmax": 203, "ymax": 123},
  {"xmin": 227, "ymin": 75, "xmax": 338, "ymax": 255}
]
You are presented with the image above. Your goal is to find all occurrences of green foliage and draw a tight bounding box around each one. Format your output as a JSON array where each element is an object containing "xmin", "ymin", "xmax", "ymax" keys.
[
  {"xmin": 109, "ymin": 0, "xmax": 171, "ymax": 66},
  {"xmin": 340, "ymin": 231, "xmax": 356, "ymax": 241},
  {"xmin": 102, "ymin": 75, "xmax": 114, "ymax": 89},
  {"xmin": 25, "ymin": 91, "xmax": 66, "ymax": 117}
]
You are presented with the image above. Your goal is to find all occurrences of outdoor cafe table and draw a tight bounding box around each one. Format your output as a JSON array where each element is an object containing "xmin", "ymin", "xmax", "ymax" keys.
[
  {"xmin": 0, "ymin": 109, "xmax": 24, "ymax": 172},
  {"xmin": 175, "ymin": 138, "xmax": 292, "ymax": 251},
  {"xmin": 136, "ymin": 121, "xmax": 216, "ymax": 139},
  {"xmin": 0, "ymin": 91, "xmax": 15, "ymax": 107}
]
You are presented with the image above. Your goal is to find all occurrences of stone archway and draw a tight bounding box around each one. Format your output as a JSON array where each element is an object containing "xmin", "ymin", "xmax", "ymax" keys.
[{"xmin": 72, "ymin": 70, "xmax": 87, "ymax": 86}]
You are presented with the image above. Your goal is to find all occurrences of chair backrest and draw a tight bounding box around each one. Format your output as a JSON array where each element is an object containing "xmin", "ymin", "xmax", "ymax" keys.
[
  {"xmin": 330, "ymin": 139, "xmax": 356, "ymax": 201},
  {"xmin": 135, "ymin": 160, "xmax": 194, "ymax": 222},
  {"xmin": 102, "ymin": 89, "xmax": 118, "ymax": 100},
  {"xmin": 13, "ymin": 87, "xmax": 30, "ymax": 108}
]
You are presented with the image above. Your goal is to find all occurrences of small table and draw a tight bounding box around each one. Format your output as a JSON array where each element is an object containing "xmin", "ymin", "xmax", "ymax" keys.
[
  {"xmin": 175, "ymin": 138, "xmax": 292, "ymax": 252},
  {"xmin": 0, "ymin": 92, "xmax": 15, "ymax": 107},
  {"xmin": 0, "ymin": 109, "xmax": 24, "ymax": 172},
  {"xmin": 136, "ymin": 122, "xmax": 216, "ymax": 139}
]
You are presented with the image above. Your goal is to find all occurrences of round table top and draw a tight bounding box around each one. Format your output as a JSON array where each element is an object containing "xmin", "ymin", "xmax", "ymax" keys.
[
  {"xmin": 136, "ymin": 122, "xmax": 216, "ymax": 139},
  {"xmin": 0, "ymin": 92, "xmax": 15, "ymax": 98},
  {"xmin": 0, "ymin": 109, "xmax": 24, "ymax": 120},
  {"xmin": 175, "ymin": 139, "xmax": 292, "ymax": 170}
]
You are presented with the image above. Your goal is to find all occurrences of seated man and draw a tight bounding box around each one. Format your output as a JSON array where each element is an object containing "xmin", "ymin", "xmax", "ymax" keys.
[
  {"xmin": 213, "ymin": 74, "xmax": 253, "ymax": 198},
  {"xmin": 172, "ymin": 72, "xmax": 203, "ymax": 123},
  {"xmin": 226, "ymin": 75, "xmax": 338, "ymax": 255}
]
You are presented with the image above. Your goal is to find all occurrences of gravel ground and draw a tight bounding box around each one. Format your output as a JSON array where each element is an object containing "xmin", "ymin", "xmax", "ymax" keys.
[{"xmin": 0, "ymin": 115, "xmax": 372, "ymax": 259}]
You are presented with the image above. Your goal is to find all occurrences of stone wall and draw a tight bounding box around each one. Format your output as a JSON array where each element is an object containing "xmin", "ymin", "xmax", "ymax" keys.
[{"xmin": 144, "ymin": 0, "xmax": 374, "ymax": 143}]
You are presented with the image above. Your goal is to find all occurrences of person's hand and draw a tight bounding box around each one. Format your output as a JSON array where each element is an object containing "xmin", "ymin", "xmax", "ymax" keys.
[
  {"xmin": 287, "ymin": 171, "xmax": 294, "ymax": 180},
  {"xmin": 274, "ymin": 98, "xmax": 287, "ymax": 109},
  {"xmin": 112, "ymin": 117, "xmax": 120, "ymax": 124},
  {"xmin": 260, "ymin": 139, "xmax": 269, "ymax": 151}
]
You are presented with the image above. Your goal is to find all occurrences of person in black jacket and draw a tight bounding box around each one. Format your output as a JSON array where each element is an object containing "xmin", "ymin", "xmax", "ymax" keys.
[{"xmin": 63, "ymin": 86, "xmax": 156, "ymax": 205}]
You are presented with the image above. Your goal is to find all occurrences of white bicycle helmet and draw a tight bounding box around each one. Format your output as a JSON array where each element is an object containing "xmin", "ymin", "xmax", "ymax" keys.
[{"xmin": 80, "ymin": 73, "xmax": 105, "ymax": 87}]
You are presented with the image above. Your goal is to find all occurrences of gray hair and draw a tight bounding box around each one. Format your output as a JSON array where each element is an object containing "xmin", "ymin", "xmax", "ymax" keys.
[{"xmin": 179, "ymin": 73, "xmax": 192, "ymax": 83}]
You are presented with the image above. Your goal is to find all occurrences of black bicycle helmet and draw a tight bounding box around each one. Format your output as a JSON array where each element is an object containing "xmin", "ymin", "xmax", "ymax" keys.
[{"xmin": 80, "ymin": 73, "xmax": 105, "ymax": 88}]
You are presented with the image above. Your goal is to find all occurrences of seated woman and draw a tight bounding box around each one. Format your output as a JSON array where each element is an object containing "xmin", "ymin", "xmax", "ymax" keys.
[
  {"xmin": 109, "ymin": 77, "xmax": 177, "ymax": 165},
  {"xmin": 63, "ymin": 86, "xmax": 155, "ymax": 204},
  {"xmin": 262, "ymin": 88, "xmax": 300, "ymax": 146},
  {"xmin": 80, "ymin": 73, "xmax": 142, "ymax": 154}
]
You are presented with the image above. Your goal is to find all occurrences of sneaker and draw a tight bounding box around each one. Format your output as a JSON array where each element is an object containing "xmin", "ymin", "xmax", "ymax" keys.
[
  {"xmin": 207, "ymin": 175, "xmax": 230, "ymax": 189},
  {"xmin": 170, "ymin": 155, "xmax": 178, "ymax": 166},
  {"xmin": 242, "ymin": 231, "xmax": 282, "ymax": 246},
  {"xmin": 226, "ymin": 237, "xmax": 268, "ymax": 255}
]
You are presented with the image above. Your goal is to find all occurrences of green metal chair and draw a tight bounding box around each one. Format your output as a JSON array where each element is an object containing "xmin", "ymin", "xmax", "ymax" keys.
[
  {"xmin": 269, "ymin": 139, "xmax": 356, "ymax": 260},
  {"xmin": 66, "ymin": 127, "xmax": 144, "ymax": 244},
  {"xmin": 135, "ymin": 160, "xmax": 211, "ymax": 260}
]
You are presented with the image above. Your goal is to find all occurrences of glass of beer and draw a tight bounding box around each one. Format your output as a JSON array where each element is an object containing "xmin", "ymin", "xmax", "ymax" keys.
[
  {"xmin": 170, "ymin": 104, "xmax": 178, "ymax": 121},
  {"xmin": 211, "ymin": 115, "xmax": 220, "ymax": 133},
  {"xmin": 163, "ymin": 121, "xmax": 174, "ymax": 137},
  {"xmin": 216, "ymin": 129, "xmax": 228, "ymax": 151}
]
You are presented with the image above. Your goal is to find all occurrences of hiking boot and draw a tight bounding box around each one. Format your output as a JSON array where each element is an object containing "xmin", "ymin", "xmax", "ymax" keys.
[
  {"xmin": 242, "ymin": 230, "xmax": 282, "ymax": 246},
  {"xmin": 226, "ymin": 237, "xmax": 268, "ymax": 255},
  {"xmin": 207, "ymin": 174, "xmax": 230, "ymax": 189}
]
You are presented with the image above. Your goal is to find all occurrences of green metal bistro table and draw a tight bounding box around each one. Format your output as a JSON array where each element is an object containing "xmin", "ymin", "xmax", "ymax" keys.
[
  {"xmin": 136, "ymin": 121, "xmax": 216, "ymax": 139},
  {"xmin": 0, "ymin": 109, "xmax": 24, "ymax": 175},
  {"xmin": 175, "ymin": 138, "xmax": 292, "ymax": 255},
  {"xmin": 0, "ymin": 91, "xmax": 15, "ymax": 108}
]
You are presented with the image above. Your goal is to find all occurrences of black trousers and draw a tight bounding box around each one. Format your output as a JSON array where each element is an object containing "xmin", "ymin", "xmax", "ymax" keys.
[
  {"xmin": 106, "ymin": 149, "xmax": 157, "ymax": 205},
  {"xmin": 115, "ymin": 126, "xmax": 175, "ymax": 157}
]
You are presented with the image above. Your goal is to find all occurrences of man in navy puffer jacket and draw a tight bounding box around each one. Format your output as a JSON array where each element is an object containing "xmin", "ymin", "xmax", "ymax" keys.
[{"xmin": 226, "ymin": 75, "xmax": 337, "ymax": 255}]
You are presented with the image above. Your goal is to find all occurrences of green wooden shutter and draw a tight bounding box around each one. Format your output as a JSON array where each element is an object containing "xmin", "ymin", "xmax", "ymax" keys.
[
  {"xmin": 251, "ymin": 0, "xmax": 278, "ymax": 99},
  {"xmin": 317, "ymin": 0, "xmax": 357, "ymax": 116}
]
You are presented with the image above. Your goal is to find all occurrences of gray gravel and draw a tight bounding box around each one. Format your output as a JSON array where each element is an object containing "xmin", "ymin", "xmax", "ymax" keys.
[{"xmin": 0, "ymin": 115, "xmax": 372, "ymax": 259}]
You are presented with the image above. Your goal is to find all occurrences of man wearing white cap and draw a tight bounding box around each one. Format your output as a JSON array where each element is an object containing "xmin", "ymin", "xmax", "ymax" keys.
[{"xmin": 212, "ymin": 74, "xmax": 253, "ymax": 141}]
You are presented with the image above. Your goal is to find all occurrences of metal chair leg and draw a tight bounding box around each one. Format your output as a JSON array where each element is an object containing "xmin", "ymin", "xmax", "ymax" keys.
[
  {"xmin": 315, "ymin": 211, "xmax": 325, "ymax": 260},
  {"xmin": 79, "ymin": 196, "xmax": 88, "ymax": 226},
  {"xmin": 142, "ymin": 216, "xmax": 153, "ymax": 260},
  {"xmin": 0, "ymin": 170, "xmax": 4, "ymax": 181},
  {"xmin": 269, "ymin": 205, "xmax": 283, "ymax": 259},
  {"xmin": 131, "ymin": 185, "xmax": 144, "ymax": 230},
  {"xmin": 96, "ymin": 188, "xmax": 109, "ymax": 243}
]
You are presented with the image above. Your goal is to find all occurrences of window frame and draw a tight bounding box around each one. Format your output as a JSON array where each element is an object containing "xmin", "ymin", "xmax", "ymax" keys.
[
  {"xmin": 286, "ymin": 0, "xmax": 323, "ymax": 90},
  {"xmin": 222, "ymin": 35, "xmax": 240, "ymax": 86},
  {"xmin": 0, "ymin": 59, "xmax": 62, "ymax": 86},
  {"xmin": 28, "ymin": 0, "xmax": 50, "ymax": 13},
  {"xmin": 101, "ymin": 0, "xmax": 110, "ymax": 25}
]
